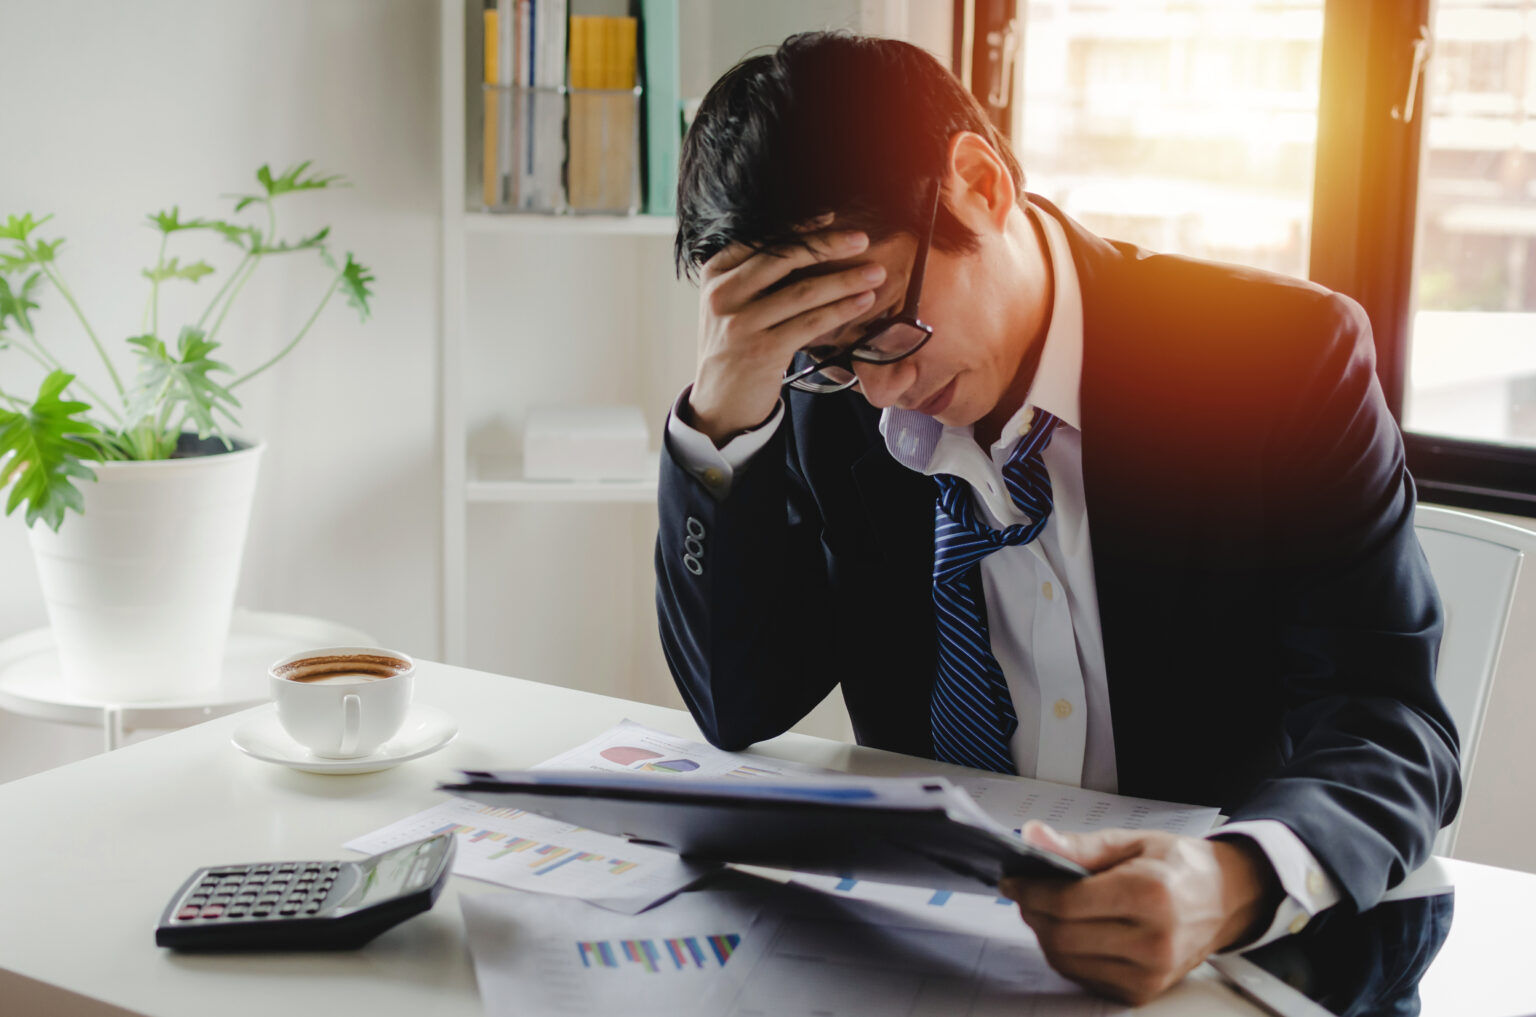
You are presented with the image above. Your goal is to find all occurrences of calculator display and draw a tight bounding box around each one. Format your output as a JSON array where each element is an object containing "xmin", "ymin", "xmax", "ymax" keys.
[{"xmin": 351, "ymin": 838, "xmax": 441, "ymax": 909}]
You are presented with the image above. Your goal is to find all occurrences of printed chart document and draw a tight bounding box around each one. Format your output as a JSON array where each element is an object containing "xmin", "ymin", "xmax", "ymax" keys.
[
  {"xmin": 349, "ymin": 721, "xmax": 1218, "ymax": 913},
  {"xmin": 343, "ymin": 797, "xmax": 706, "ymax": 914},
  {"xmin": 343, "ymin": 723, "xmax": 808, "ymax": 912},
  {"xmin": 534, "ymin": 720, "xmax": 1218, "ymax": 837},
  {"xmin": 532, "ymin": 719, "xmax": 818, "ymax": 778},
  {"xmin": 460, "ymin": 888, "xmax": 762, "ymax": 1017},
  {"xmin": 701, "ymin": 882, "xmax": 1119, "ymax": 1017}
]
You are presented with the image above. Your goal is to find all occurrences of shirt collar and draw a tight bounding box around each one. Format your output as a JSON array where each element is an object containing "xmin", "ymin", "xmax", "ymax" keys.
[{"xmin": 881, "ymin": 201, "xmax": 1085, "ymax": 473}]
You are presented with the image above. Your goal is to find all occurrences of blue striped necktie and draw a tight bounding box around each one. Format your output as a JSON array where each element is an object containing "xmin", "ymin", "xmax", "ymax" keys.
[{"xmin": 930, "ymin": 409, "xmax": 1062, "ymax": 773}]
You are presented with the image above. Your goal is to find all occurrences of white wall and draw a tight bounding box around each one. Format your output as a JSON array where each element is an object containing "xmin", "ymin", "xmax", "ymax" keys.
[{"xmin": 0, "ymin": 0, "xmax": 441, "ymax": 777}]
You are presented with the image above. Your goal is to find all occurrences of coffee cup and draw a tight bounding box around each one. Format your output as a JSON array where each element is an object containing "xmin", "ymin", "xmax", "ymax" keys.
[{"xmin": 268, "ymin": 646, "xmax": 415, "ymax": 758}]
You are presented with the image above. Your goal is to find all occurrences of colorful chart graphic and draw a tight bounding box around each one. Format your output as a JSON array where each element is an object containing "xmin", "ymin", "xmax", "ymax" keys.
[
  {"xmin": 828, "ymin": 878, "xmax": 1014, "ymax": 909},
  {"xmin": 640, "ymin": 758, "xmax": 700, "ymax": 773},
  {"xmin": 577, "ymin": 934, "xmax": 741, "ymax": 971},
  {"xmin": 430, "ymin": 822, "xmax": 638, "ymax": 875},
  {"xmin": 599, "ymin": 745, "xmax": 702, "ymax": 773},
  {"xmin": 725, "ymin": 764, "xmax": 781, "ymax": 778},
  {"xmin": 601, "ymin": 746, "xmax": 663, "ymax": 766}
]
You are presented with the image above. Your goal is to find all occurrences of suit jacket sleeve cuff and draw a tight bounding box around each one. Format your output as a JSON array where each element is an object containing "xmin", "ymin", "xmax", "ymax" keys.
[
  {"xmin": 1210, "ymin": 819, "xmax": 1343, "ymax": 953},
  {"xmin": 665, "ymin": 385, "xmax": 785, "ymax": 500}
]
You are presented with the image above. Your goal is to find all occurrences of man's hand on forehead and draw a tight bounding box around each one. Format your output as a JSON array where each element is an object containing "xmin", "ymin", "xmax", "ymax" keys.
[{"xmin": 687, "ymin": 220, "xmax": 887, "ymax": 444}]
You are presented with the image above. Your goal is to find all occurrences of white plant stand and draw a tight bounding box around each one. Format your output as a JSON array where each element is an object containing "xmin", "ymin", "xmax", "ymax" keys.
[{"xmin": 0, "ymin": 609, "xmax": 376, "ymax": 751}]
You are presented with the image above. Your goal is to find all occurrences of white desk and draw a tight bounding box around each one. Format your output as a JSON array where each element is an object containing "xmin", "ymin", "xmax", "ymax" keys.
[{"xmin": 0, "ymin": 659, "xmax": 1531, "ymax": 1017}]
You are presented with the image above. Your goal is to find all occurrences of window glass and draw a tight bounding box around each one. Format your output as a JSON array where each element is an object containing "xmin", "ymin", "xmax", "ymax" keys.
[
  {"xmin": 1013, "ymin": 0, "xmax": 1324, "ymax": 279},
  {"xmin": 1405, "ymin": 0, "xmax": 1536, "ymax": 448}
]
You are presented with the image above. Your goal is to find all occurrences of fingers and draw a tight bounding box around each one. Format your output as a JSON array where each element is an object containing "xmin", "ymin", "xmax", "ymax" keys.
[
  {"xmin": 1024, "ymin": 822, "xmax": 1150, "ymax": 872},
  {"xmin": 752, "ymin": 265, "xmax": 885, "ymax": 349},
  {"xmin": 703, "ymin": 228, "xmax": 868, "ymax": 303},
  {"xmin": 1013, "ymin": 894, "xmax": 1194, "ymax": 1006},
  {"xmin": 1001, "ymin": 862, "xmax": 1174, "ymax": 922}
]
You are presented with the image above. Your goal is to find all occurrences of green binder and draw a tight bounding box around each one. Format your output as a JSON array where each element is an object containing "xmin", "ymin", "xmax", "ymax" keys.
[{"xmin": 640, "ymin": 0, "xmax": 681, "ymax": 216}]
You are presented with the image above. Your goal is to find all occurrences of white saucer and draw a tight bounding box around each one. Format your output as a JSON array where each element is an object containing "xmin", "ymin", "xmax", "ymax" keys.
[{"xmin": 232, "ymin": 704, "xmax": 458, "ymax": 774}]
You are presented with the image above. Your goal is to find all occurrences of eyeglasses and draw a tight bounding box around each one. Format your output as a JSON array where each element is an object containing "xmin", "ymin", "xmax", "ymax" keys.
[{"xmin": 781, "ymin": 179, "xmax": 941, "ymax": 394}]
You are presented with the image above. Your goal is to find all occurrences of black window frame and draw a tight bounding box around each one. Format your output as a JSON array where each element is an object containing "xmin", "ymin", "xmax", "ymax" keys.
[
  {"xmin": 1312, "ymin": 0, "xmax": 1536, "ymax": 518},
  {"xmin": 972, "ymin": 0, "xmax": 1536, "ymax": 518}
]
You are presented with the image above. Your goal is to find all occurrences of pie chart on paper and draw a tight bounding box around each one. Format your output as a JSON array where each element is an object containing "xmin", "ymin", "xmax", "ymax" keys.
[
  {"xmin": 639, "ymin": 758, "xmax": 701, "ymax": 773},
  {"xmin": 599, "ymin": 746, "xmax": 702, "ymax": 773},
  {"xmin": 601, "ymin": 746, "xmax": 663, "ymax": 766}
]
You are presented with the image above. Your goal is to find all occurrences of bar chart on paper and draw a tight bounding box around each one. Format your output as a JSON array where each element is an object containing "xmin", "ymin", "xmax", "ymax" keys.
[
  {"xmin": 344, "ymin": 797, "xmax": 704, "ymax": 912},
  {"xmin": 460, "ymin": 890, "xmax": 761, "ymax": 1017},
  {"xmin": 577, "ymin": 933, "xmax": 740, "ymax": 972}
]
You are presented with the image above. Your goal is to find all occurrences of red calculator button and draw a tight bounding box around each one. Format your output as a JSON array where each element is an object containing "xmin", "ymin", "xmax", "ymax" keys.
[
  {"xmin": 177, "ymin": 906, "xmax": 201, "ymax": 921},
  {"xmin": 200, "ymin": 905, "xmax": 225, "ymax": 919}
]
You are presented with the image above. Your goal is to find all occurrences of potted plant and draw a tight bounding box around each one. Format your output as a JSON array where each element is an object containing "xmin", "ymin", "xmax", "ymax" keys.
[{"xmin": 0, "ymin": 162, "xmax": 373, "ymax": 701}]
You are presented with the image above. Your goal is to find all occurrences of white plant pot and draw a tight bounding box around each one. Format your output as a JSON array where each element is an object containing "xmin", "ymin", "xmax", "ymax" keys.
[{"xmin": 27, "ymin": 439, "xmax": 265, "ymax": 702}]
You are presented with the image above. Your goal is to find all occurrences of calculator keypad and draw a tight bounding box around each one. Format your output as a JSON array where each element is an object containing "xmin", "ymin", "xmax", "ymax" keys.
[{"xmin": 172, "ymin": 862, "xmax": 344, "ymax": 922}]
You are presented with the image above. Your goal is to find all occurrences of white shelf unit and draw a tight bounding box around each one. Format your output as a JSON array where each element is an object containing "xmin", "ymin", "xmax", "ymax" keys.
[{"xmin": 437, "ymin": 0, "xmax": 935, "ymax": 710}]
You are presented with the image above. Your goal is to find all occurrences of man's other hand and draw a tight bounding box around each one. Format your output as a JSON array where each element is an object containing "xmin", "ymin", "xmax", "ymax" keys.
[{"xmin": 998, "ymin": 822, "xmax": 1282, "ymax": 1006}]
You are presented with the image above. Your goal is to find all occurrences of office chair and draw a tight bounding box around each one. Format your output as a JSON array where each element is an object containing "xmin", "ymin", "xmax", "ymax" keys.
[{"xmin": 1413, "ymin": 505, "xmax": 1535, "ymax": 856}]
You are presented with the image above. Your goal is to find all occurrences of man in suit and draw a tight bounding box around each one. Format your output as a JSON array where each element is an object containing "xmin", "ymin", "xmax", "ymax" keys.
[{"xmin": 654, "ymin": 32, "xmax": 1460, "ymax": 1003}]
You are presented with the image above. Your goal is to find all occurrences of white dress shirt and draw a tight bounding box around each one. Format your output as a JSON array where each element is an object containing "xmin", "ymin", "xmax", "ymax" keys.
[{"xmin": 665, "ymin": 203, "xmax": 1341, "ymax": 949}]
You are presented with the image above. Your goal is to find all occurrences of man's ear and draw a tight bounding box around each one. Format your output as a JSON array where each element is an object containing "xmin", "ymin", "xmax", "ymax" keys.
[
  {"xmin": 945, "ymin": 131, "xmax": 1016, "ymax": 233},
  {"xmin": 940, "ymin": 130, "xmax": 1013, "ymax": 233}
]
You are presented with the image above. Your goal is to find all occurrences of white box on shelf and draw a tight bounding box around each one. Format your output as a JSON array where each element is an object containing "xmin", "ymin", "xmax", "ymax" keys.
[{"xmin": 523, "ymin": 405, "xmax": 651, "ymax": 481}]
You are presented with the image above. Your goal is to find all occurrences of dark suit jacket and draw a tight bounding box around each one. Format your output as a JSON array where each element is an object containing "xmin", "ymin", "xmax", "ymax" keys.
[{"xmin": 654, "ymin": 196, "xmax": 1462, "ymax": 915}]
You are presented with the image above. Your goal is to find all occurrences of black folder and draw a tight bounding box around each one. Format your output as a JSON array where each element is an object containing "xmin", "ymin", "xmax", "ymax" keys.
[{"xmin": 438, "ymin": 771, "xmax": 1090, "ymax": 894}]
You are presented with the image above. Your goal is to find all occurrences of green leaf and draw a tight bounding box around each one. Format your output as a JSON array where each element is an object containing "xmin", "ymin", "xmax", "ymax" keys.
[
  {"xmin": 252, "ymin": 226, "xmax": 330, "ymax": 256},
  {"xmin": 124, "ymin": 327, "xmax": 241, "ymax": 439},
  {"xmin": 0, "ymin": 236, "xmax": 63, "ymax": 269},
  {"xmin": 323, "ymin": 250, "xmax": 374, "ymax": 320},
  {"xmin": 0, "ymin": 271, "xmax": 41, "ymax": 334},
  {"xmin": 228, "ymin": 161, "xmax": 348, "ymax": 212},
  {"xmin": 28, "ymin": 238, "xmax": 64, "ymax": 265},
  {"xmin": 141, "ymin": 257, "xmax": 216, "ymax": 284},
  {"xmin": 208, "ymin": 220, "xmax": 264, "ymax": 251},
  {"xmin": 147, "ymin": 206, "xmax": 212, "ymax": 234},
  {"xmin": 0, "ymin": 369, "xmax": 100, "ymax": 531},
  {"xmin": 0, "ymin": 213, "xmax": 53, "ymax": 243}
]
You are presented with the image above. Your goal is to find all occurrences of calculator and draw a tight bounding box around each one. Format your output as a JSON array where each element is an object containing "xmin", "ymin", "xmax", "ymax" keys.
[{"xmin": 155, "ymin": 832, "xmax": 456, "ymax": 951}]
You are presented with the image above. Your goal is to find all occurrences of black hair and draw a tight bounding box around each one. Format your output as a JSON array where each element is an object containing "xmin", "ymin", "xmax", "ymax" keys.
[{"xmin": 674, "ymin": 31, "xmax": 1024, "ymax": 280}]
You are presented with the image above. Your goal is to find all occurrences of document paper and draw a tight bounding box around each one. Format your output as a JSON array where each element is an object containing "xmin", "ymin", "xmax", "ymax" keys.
[
  {"xmin": 460, "ymin": 888, "xmax": 763, "ymax": 1017},
  {"xmin": 348, "ymin": 720, "xmax": 1216, "ymax": 913},
  {"xmin": 700, "ymin": 883, "xmax": 1118, "ymax": 1017},
  {"xmin": 534, "ymin": 720, "xmax": 1220, "ymax": 837},
  {"xmin": 343, "ymin": 796, "xmax": 707, "ymax": 914},
  {"xmin": 532, "ymin": 719, "xmax": 820, "ymax": 779}
]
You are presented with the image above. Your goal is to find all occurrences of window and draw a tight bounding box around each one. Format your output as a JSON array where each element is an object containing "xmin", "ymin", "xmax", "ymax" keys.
[
  {"xmin": 1014, "ymin": 1, "xmax": 1325, "ymax": 278},
  {"xmin": 1000, "ymin": 0, "xmax": 1536, "ymax": 515},
  {"xmin": 1404, "ymin": 0, "xmax": 1536, "ymax": 454}
]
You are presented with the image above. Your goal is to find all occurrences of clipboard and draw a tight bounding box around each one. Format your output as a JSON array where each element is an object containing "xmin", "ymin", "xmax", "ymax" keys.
[{"xmin": 438, "ymin": 771, "xmax": 1090, "ymax": 894}]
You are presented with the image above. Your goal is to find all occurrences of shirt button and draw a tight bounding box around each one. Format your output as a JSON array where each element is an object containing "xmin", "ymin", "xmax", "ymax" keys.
[
  {"xmin": 1053, "ymin": 699, "xmax": 1073, "ymax": 720},
  {"xmin": 1288, "ymin": 913, "xmax": 1310, "ymax": 935},
  {"xmin": 1041, "ymin": 581, "xmax": 1054, "ymax": 601},
  {"xmin": 1306, "ymin": 870, "xmax": 1327, "ymax": 896},
  {"xmin": 1018, "ymin": 407, "xmax": 1036, "ymax": 435},
  {"xmin": 701, "ymin": 467, "xmax": 724, "ymax": 489}
]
